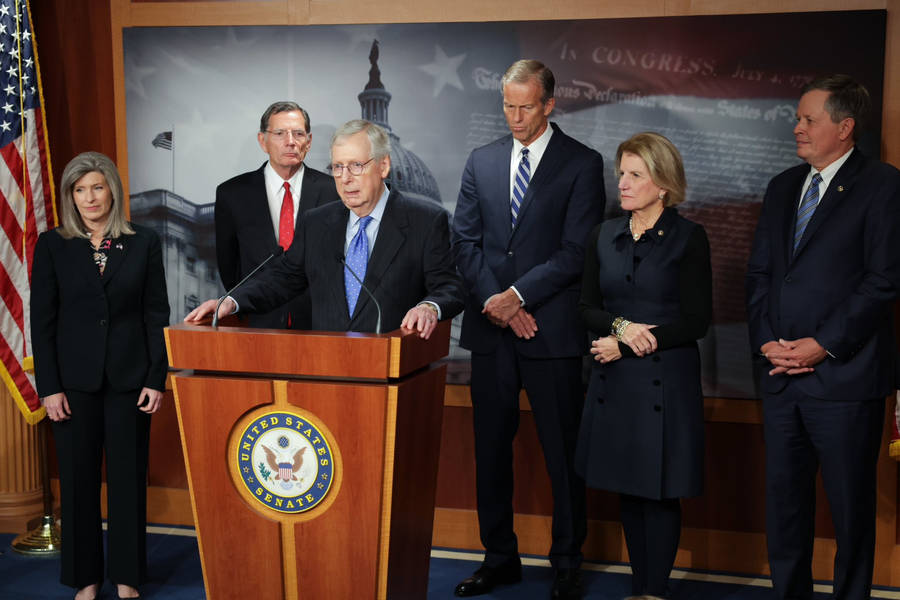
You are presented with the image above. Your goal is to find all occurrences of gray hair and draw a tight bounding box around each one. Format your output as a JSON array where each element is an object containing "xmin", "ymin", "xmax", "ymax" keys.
[
  {"xmin": 259, "ymin": 101, "xmax": 310, "ymax": 133},
  {"xmin": 330, "ymin": 119, "xmax": 391, "ymax": 160},
  {"xmin": 616, "ymin": 132, "xmax": 688, "ymax": 207},
  {"xmin": 801, "ymin": 74, "xmax": 870, "ymax": 141},
  {"xmin": 501, "ymin": 59, "xmax": 555, "ymax": 104},
  {"xmin": 57, "ymin": 151, "xmax": 134, "ymax": 240}
]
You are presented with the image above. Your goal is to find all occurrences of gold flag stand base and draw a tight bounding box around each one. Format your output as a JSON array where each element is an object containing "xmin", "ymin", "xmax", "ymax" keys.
[{"xmin": 11, "ymin": 514, "xmax": 60, "ymax": 556}]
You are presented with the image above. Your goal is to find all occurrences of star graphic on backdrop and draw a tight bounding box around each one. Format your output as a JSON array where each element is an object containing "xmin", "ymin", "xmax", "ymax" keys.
[{"xmin": 418, "ymin": 45, "xmax": 465, "ymax": 97}]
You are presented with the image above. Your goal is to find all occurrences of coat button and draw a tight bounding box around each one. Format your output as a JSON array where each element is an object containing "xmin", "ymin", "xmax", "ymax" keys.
[
  {"xmin": 625, "ymin": 274, "xmax": 632, "ymax": 282},
  {"xmin": 100, "ymin": 319, "xmax": 107, "ymax": 326},
  {"xmin": 596, "ymin": 397, "xmax": 604, "ymax": 404},
  {"xmin": 653, "ymin": 379, "xmax": 661, "ymax": 386},
  {"xmin": 652, "ymin": 355, "xmax": 661, "ymax": 363},
  {"xmin": 784, "ymin": 276, "xmax": 792, "ymax": 282},
  {"xmin": 654, "ymin": 405, "xmax": 662, "ymax": 411},
  {"xmin": 507, "ymin": 251, "xmax": 514, "ymax": 257}
]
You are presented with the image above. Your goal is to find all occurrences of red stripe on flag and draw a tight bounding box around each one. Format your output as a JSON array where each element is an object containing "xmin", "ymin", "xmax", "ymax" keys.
[
  {"xmin": 31, "ymin": 111, "xmax": 53, "ymax": 228},
  {"xmin": 0, "ymin": 261, "xmax": 24, "ymax": 338},
  {"xmin": 0, "ymin": 330, "xmax": 39, "ymax": 413},
  {"xmin": 0, "ymin": 143, "xmax": 25, "ymax": 260}
]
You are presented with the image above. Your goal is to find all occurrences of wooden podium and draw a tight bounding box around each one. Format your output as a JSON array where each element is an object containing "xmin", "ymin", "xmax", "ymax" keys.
[{"xmin": 164, "ymin": 320, "xmax": 451, "ymax": 600}]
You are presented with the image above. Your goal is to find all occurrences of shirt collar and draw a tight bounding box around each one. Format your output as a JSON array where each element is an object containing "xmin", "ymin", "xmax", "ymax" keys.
[
  {"xmin": 809, "ymin": 146, "xmax": 853, "ymax": 184},
  {"xmin": 264, "ymin": 161, "xmax": 305, "ymax": 196},
  {"xmin": 348, "ymin": 184, "xmax": 389, "ymax": 228},
  {"xmin": 512, "ymin": 121, "xmax": 553, "ymax": 161}
]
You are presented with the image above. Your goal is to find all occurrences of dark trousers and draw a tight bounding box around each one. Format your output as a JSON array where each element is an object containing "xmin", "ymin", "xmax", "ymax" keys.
[
  {"xmin": 620, "ymin": 494, "xmax": 681, "ymax": 596},
  {"xmin": 763, "ymin": 385, "xmax": 884, "ymax": 600},
  {"xmin": 470, "ymin": 335, "xmax": 586, "ymax": 569},
  {"xmin": 51, "ymin": 386, "xmax": 151, "ymax": 589}
]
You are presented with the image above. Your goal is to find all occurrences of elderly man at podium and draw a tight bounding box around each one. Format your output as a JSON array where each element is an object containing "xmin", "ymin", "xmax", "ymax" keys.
[{"xmin": 186, "ymin": 119, "xmax": 463, "ymax": 339}]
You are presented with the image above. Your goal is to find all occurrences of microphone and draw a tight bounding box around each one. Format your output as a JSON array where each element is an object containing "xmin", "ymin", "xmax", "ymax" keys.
[
  {"xmin": 212, "ymin": 252, "xmax": 279, "ymax": 328},
  {"xmin": 340, "ymin": 256, "xmax": 382, "ymax": 334}
]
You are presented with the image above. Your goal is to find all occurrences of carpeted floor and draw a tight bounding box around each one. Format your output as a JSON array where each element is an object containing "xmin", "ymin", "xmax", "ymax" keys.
[{"xmin": 0, "ymin": 526, "xmax": 893, "ymax": 599}]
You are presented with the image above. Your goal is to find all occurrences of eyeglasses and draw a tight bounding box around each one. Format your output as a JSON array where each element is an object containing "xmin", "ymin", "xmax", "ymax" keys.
[
  {"xmin": 327, "ymin": 158, "xmax": 375, "ymax": 177},
  {"xmin": 265, "ymin": 129, "xmax": 308, "ymax": 141}
]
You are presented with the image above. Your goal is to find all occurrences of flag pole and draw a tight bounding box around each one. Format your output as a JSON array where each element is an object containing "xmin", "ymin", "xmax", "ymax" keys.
[{"xmin": 11, "ymin": 419, "xmax": 61, "ymax": 555}]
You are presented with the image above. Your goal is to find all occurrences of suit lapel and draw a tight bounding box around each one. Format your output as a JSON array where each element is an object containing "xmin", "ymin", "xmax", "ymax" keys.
[
  {"xmin": 101, "ymin": 236, "xmax": 129, "ymax": 286},
  {"xmin": 251, "ymin": 164, "xmax": 279, "ymax": 249},
  {"xmin": 73, "ymin": 238, "xmax": 105, "ymax": 292},
  {"xmin": 321, "ymin": 206, "xmax": 351, "ymax": 321},
  {"xmin": 510, "ymin": 124, "xmax": 563, "ymax": 242},
  {"xmin": 781, "ymin": 169, "xmax": 806, "ymax": 265},
  {"xmin": 297, "ymin": 164, "xmax": 318, "ymax": 224},
  {"xmin": 353, "ymin": 192, "xmax": 405, "ymax": 320},
  {"xmin": 791, "ymin": 149, "xmax": 863, "ymax": 259},
  {"xmin": 487, "ymin": 137, "xmax": 514, "ymax": 245}
]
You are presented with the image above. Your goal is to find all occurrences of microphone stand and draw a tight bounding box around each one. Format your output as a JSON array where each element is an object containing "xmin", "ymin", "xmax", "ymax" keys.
[{"xmin": 212, "ymin": 253, "xmax": 277, "ymax": 328}]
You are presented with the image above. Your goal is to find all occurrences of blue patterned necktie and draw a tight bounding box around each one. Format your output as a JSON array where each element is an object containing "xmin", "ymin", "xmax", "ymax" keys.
[
  {"xmin": 511, "ymin": 148, "xmax": 530, "ymax": 227},
  {"xmin": 794, "ymin": 172, "xmax": 823, "ymax": 251},
  {"xmin": 344, "ymin": 215, "xmax": 373, "ymax": 316}
]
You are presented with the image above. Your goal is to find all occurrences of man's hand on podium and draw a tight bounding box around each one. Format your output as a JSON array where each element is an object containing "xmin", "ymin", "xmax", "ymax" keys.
[
  {"xmin": 184, "ymin": 297, "xmax": 236, "ymax": 323},
  {"xmin": 401, "ymin": 303, "xmax": 439, "ymax": 339}
]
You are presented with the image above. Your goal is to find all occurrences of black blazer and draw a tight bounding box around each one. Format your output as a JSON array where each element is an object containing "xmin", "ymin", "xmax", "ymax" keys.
[
  {"xmin": 452, "ymin": 123, "xmax": 606, "ymax": 358},
  {"xmin": 233, "ymin": 190, "xmax": 464, "ymax": 332},
  {"xmin": 746, "ymin": 148, "xmax": 900, "ymax": 400},
  {"xmin": 215, "ymin": 162, "xmax": 339, "ymax": 329},
  {"xmin": 30, "ymin": 224, "xmax": 170, "ymax": 396}
]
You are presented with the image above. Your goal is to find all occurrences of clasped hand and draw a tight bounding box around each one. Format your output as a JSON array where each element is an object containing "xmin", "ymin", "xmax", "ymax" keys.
[
  {"xmin": 591, "ymin": 336, "xmax": 622, "ymax": 363},
  {"xmin": 761, "ymin": 337, "xmax": 826, "ymax": 375},
  {"xmin": 483, "ymin": 289, "xmax": 537, "ymax": 339},
  {"xmin": 620, "ymin": 322, "xmax": 658, "ymax": 357}
]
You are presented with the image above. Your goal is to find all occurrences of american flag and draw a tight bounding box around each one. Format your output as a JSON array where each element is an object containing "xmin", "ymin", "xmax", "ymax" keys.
[{"xmin": 0, "ymin": 0, "xmax": 55, "ymax": 425}]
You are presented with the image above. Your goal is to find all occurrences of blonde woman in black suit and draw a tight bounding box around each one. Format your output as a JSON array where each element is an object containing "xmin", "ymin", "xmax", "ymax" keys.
[{"xmin": 30, "ymin": 152, "xmax": 169, "ymax": 600}]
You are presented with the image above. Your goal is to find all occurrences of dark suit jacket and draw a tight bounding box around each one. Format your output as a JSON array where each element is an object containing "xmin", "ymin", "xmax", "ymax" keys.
[
  {"xmin": 30, "ymin": 224, "xmax": 170, "ymax": 396},
  {"xmin": 746, "ymin": 148, "xmax": 900, "ymax": 400},
  {"xmin": 215, "ymin": 162, "xmax": 339, "ymax": 329},
  {"xmin": 452, "ymin": 122, "xmax": 606, "ymax": 358},
  {"xmin": 233, "ymin": 190, "xmax": 464, "ymax": 333}
]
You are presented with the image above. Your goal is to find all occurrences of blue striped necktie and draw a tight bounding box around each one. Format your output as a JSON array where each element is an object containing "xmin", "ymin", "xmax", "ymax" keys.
[
  {"xmin": 793, "ymin": 172, "xmax": 822, "ymax": 251},
  {"xmin": 344, "ymin": 215, "xmax": 373, "ymax": 316},
  {"xmin": 511, "ymin": 148, "xmax": 530, "ymax": 227}
]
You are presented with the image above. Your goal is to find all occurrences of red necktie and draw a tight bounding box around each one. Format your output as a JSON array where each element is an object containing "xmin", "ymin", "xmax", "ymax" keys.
[{"xmin": 278, "ymin": 181, "xmax": 294, "ymax": 250}]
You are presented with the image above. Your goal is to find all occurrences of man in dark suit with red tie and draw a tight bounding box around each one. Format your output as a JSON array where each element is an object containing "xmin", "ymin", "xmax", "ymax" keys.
[
  {"xmin": 452, "ymin": 60, "xmax": 605, "ymax": 599},
  {"xmin": 746, "ymin": 75, "xmax": 900, "ymax": 600},
  {"xmin": 215, "ymin": 101, "xmax": 339, "ymax": 329}
]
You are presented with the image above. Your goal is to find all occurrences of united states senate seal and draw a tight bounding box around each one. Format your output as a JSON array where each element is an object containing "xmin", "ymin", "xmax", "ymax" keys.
[{"xmin": 236, "ymin": 411, "xmax": 335, "ymax": 513}]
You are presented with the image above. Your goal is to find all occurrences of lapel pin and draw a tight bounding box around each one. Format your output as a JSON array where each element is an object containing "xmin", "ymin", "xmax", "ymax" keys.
[
  {"xmin": 658, "ymin": 230, "xmax": 664, "ymax": 236},
  {"xmin": 837, "ymin": 185, "xmax": 844, "ymax": 192},
  {"xmin": 116, "ymin": 243, "xmax": 124, "ymax": 250}
]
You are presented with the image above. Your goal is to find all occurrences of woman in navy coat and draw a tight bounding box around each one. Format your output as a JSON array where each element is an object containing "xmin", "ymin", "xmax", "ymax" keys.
[
  {"xmin": 30, "ymin": 152, "xmax": 169, "ymax": 600},
  {"xmin": 575, "ymin": 132, "xmax": 711, "ymax": 598}
]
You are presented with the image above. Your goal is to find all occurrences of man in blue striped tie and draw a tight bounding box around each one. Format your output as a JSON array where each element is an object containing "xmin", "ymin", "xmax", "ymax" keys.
[
  {"xmin": 452, "ymin": 60, "xmax": 606, "ymax": 599},
  {"xmin": 746, "ymin": 75, "xmax": 900, "ymax": 600}
]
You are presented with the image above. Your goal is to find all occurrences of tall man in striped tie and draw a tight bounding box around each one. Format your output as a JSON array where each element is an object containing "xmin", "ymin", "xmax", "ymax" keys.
[
  {"xmin": 452, "ymin": 60, "xmax": 606, "ymax": 599},
  {"xmin": 746, "ymin": 75, "xmax": 900, "ymax": 600}
]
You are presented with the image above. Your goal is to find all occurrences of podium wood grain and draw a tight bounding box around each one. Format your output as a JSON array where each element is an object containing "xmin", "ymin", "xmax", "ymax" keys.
[{"xmin": 167, "ymin": 322, "xmax": 450, "ymax": 599}]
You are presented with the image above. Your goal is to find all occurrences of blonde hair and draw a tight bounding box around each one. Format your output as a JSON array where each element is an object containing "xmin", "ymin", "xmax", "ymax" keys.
[
  {"xmin": 57, "ymin": 151, "xmax": 134, "ymax": 239},
  {"xmin": 616, "ymin": 132, "xmax": 687, "ymax": 207}
]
